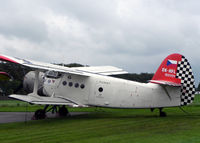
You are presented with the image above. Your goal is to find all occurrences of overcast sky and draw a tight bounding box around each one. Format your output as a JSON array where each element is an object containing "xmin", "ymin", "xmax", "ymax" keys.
[{"xmin": 0, "ymin": 0, "xmax": 200, "ymax": 85}]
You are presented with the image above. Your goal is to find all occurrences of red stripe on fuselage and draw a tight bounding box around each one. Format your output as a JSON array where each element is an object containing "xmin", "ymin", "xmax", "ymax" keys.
[{"xmin": 151, "ymin": 53, "xmax": 182, "ymax": 85}]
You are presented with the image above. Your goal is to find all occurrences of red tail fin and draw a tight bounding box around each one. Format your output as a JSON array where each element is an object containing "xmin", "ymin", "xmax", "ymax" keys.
[{"xmin": 151, "ymin": 53, "xmax": 182, "ymax": 85}]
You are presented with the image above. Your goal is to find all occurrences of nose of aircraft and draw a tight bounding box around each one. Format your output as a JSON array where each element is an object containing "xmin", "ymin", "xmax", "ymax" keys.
[{"xmin": 23, "ymin": 71, "xmax": 45, "ymax": 95}]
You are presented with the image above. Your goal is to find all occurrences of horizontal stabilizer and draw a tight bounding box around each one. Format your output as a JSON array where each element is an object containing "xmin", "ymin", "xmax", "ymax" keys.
[{"xmin": 150, "ymin": 80, "xmax": 181, "ymax": 87}]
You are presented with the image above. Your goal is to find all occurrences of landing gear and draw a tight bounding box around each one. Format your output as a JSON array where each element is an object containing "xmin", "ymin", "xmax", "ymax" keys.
[
  {"xmin": 58, "ymin": 106, "xmax": 69, "ymax": 117},
  {"xmin": 150, "ymin": 108, "xmax": 167, "ymax": 117},
  {"xmin": 150, "ymin": 108, "xmax": 155, "ymax": 112},
  {"xmin": 34, "ymin": 109, "xmax": 46, "ymax": 120},
  {"xmin": 33, "ymin": 105, "xmax": 49, "ymax": 120},
  {"xmin": 33, "ymin": 105, "xmax": 69, "ymax": 120},
  {"xmin": 159, "ymin": 108, "xmax": 167, "ymax": 117}
]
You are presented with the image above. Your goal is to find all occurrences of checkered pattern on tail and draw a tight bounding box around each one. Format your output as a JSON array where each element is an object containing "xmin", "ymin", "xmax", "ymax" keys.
[{"xmin": 176, "ymin": 56, "xmax": 195, "ymax": 106}]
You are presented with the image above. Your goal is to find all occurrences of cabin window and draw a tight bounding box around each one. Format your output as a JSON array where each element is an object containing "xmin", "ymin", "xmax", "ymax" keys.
[
  {"xmin": 62, "ymin": 81, "xmax": 67, "ymax": 86},
  {"xmin": 69, "ymin": 82, "xmax": 73, "ymax": 87},
  {"xmin": 98, "ymin": 87, "xmax": 103, "ymax": 92},
  {"xmin": 75, "ymin": 83, "xmax": 79, "ymax": 88},
  {"xmin": 80, "ymin": 84, "xmax": 85, "ymax": 89}
]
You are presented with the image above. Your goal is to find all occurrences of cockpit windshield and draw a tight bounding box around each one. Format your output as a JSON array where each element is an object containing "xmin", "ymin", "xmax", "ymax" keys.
[{"xmin": 45, "ymin": 71, "xmax": 61, "ymax": 78}]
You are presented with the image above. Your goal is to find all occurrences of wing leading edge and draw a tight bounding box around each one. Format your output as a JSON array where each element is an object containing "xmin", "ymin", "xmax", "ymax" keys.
[
  {"xmin": 150, "ymin": 80, "xmax": 181, "ymax": 87},
  {"xmin": 0, "ymin": 54, "xmax": 128, "ymax": 76}
]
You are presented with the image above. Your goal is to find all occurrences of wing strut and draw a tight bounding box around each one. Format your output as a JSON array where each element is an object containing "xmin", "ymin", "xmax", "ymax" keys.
[
  {"xmin": 161, "ymin": 85, "xmax": 172, "ymax": 101},
  {"xmin": 33, "ymin": 70, "xmax": 39, "ymax": 95},
  {"xmin": 29, "ymin": 70, "xmax": 40, "ymax": 97}
]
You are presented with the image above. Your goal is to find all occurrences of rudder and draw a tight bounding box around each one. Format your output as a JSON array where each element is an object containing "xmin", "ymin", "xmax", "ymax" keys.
[{"xmin": 176, "ymin": 55, "xmax": 195, "ymax": 106}]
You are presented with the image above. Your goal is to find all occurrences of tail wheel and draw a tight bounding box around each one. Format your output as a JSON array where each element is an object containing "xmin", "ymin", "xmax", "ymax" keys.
[{"xmin": 58, "ymin": 106, "xmax": 69, "ymax": 117}]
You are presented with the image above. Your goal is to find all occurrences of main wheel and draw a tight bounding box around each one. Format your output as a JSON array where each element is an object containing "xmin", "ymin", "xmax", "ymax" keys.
[
  {"xmin": 58, "ymin": 106, "xmax": 69, "ymax": 117},
  {"xmin": 160, "ymin": 111, "xmax": 167, "ymax": 117},
  {"xmin": 34, "ymin": 109, "xmax": 46, "ymax": 120}
]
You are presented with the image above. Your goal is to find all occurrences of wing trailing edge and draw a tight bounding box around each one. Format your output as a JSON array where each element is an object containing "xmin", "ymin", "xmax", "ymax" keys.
[{"xmin": 9, "ymin": 94, "xmax": 87, "ymax": 107}]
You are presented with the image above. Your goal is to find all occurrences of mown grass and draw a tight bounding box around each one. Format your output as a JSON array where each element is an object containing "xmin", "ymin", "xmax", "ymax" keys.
[
  {"xmin": 1, "ymin": 107, "xmax": 200, "ymax": 143},
  {"xmin": 0, "ymin": 95, "xmax": 200, "ymax": 143}
]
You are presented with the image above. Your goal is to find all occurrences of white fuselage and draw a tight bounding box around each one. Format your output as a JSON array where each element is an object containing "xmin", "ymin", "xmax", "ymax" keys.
[{"xmin": 43, "ymin": 73, "xmax": 181, "ymax": 108}]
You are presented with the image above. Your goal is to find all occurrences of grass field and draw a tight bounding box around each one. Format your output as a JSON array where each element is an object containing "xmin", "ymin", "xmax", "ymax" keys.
[{"xmin": 1, "ymin": 96, "xmax": 200, "ymax": 143}]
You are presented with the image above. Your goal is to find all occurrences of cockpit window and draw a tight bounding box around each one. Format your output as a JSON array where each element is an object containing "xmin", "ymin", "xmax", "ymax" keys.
[{"xmin": 45, "ymin": 71, "xmax": 61, "ymax": 78}]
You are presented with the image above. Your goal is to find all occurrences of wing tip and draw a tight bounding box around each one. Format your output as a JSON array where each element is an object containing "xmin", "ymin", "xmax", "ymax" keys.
[{"xmin": 0, "ymin": 55, "xmax": 19, "ymax": 64}]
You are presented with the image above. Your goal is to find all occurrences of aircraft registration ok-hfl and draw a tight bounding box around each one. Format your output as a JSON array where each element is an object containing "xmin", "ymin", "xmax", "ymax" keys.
[{"xmin": 0, "ymin": 53, "xmax": 196, "ymax": 119}]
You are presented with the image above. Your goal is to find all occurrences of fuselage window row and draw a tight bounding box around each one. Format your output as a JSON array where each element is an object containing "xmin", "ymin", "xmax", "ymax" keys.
[{"xmin": 62, "ymin": 81, "xmax": 85, "ymax": 89}]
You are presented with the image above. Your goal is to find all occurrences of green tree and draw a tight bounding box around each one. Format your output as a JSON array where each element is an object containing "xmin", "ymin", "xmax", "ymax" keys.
[{"xmin": 196, "ymin": 82, "xmax": 200, "ymax": 91}]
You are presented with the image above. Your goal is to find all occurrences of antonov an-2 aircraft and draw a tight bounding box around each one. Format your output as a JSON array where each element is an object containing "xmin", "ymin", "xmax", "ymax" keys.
[{"xmin": 0, "ymin": 53, "xmax": 196, "ymax": 119}]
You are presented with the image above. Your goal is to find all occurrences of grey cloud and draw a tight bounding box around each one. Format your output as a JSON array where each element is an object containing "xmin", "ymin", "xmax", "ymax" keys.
[
  {"xmin": 0, "ymin": 18, "xmax": 48, "ymax": 42},
  {"xmin": 0, "ymin": 0, "xmax": 48, "ymax": 42},
  {"xmin": 0, "ymin": 0, "xmax": 200, "ymax": 85}
]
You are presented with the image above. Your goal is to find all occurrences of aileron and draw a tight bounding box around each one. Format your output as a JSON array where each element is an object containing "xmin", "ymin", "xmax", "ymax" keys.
[{"xmin": 9, "ymin": 94, "xmax": 78, "ymax": 106}]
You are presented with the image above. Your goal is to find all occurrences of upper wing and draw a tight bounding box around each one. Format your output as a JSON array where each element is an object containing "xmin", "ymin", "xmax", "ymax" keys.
[
  {"xmin": 72, "ymin": 66, "xmax": 128, "ymax": 75},
  {"xmin": 0, "ymin": 54, "xmax": 127, "ymax": 76}
]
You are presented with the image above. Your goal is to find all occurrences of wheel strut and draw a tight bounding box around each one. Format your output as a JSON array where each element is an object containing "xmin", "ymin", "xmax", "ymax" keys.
[
  {"xmin": 58, "ymin": 106, "xmax": 69, "ymax": 117},
  {"xmin": 33, "ymin": 105, "xmax": 49, "ymax": 120},
  {"xmin": 33, "ymin": 105, "xmax": 69, "ymax": 120},
  {"xmin": 159, "ymin": 108, "xmax": 167, "ymax": 117}
]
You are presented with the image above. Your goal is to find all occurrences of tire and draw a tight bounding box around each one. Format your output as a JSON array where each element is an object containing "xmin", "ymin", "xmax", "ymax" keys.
[
  {"xmin": 58, "ymin": 106, "xmax": 69, "ymax": 117},
  {"xmin": 160, "ymin": 111, "xmax": 167, "ymax": 117},
  {"xmin": 34, "ymin": 109, "xmax": 46, "ymax": 120}
]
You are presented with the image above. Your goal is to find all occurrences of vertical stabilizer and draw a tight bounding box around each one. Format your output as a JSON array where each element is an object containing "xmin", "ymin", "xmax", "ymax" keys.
[{"xmin": 150, "ymin": 53, "xmax": 195, "ymax": 106}]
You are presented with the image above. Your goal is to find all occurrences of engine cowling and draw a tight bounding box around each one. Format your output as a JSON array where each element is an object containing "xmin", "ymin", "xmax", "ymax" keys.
[{"xmin": 23, "ymin": 71, "xmax": 45, "ymax": 96}]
